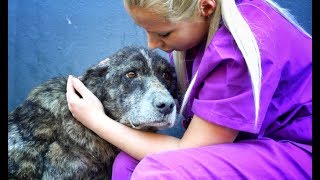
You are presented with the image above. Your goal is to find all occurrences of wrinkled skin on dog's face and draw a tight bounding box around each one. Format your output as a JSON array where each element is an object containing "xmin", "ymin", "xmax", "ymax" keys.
[{"xmin": 81, "ymin": 46, "xmax": 178, "ymax": 130}]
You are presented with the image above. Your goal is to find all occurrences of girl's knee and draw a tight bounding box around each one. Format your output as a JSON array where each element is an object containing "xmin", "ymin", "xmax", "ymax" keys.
[
  {"xmin": 131, "ymin": 153, "xmax": 180, "ymax": 179},
  {"xmin": 112, "ymin": 152, "xmax": 139, "ymax": 180}
]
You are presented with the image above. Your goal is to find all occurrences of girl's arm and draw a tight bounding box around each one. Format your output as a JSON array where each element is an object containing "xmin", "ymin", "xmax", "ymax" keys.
[{"xmin": 66, "ymin": 76, "xmax": 239, "ymax": 160}]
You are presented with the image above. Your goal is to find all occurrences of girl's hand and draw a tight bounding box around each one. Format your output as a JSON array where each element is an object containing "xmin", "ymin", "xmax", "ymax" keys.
[{"xmin": 66, "ymin": 75, "xmax": 105, "ymax": 129}]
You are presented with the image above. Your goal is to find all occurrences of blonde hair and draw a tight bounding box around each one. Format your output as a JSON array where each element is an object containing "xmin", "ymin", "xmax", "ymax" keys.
[{"xmin": 124, "ymin": 0, "xmax": 311, "ymax": 130}]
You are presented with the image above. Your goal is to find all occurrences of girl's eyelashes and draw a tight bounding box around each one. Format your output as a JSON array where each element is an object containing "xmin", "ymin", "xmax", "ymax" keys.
[{"xmin": 158, "ymin": 32, "xmax": 170, "ymax": 37}]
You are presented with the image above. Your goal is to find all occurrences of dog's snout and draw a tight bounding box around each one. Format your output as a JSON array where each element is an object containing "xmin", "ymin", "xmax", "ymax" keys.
[{"xmin": 154, "ymin": 100, "xmax": 175, "ymax": 115}]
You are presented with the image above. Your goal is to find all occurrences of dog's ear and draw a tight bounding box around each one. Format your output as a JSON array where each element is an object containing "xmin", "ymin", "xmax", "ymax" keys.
[
  {"xmin": 79, "ymin": 64, "xmax": 109, "ymax": 83},
  {"xmin": 79, "ymin": 57, "xmax": 111, "ymax": 82}
]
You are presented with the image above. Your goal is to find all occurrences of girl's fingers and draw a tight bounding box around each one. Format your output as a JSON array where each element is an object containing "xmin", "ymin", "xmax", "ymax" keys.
[
  {"xmin": 70, "ymin": 76, "xmax": 94, "ymax": 98},
  {"xmin": 66, "ymin": 75, "xmax": 82, "ymax": 103},
  {"xmin": 66, "ymin": 75, "xmax": 76, "ymax": 94}
]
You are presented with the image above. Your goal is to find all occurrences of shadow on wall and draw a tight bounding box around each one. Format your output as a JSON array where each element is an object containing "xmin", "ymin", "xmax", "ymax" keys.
[{"xmin": 8, "ymin": 0, "xmax": 311, "ymax": 138}]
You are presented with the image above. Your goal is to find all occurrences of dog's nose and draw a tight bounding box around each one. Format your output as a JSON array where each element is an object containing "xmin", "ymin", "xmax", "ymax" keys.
[{"xmin": 154, "ymin": 100, "xmax": 175, "ymax": 115}]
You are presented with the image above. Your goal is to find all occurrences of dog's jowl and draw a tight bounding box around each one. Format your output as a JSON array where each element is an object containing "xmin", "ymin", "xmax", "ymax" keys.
[{"xmin": 8, "ymin": 46, "xmax": 178, "ymax": 179}]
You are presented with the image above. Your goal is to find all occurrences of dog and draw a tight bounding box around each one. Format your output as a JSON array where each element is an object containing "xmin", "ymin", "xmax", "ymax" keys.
[{"xmin": 8, "ymin": 46, "xmax": 178, "ymax": 179}]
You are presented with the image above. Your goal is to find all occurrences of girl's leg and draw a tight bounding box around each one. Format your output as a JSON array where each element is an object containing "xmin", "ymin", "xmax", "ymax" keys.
[
  {"xmin": 111, "ymin": 151, "xmax": 139, "ymax": 180},
  {"xmin": 131, "ymin": 138, "xmax": 311, "ymax": 179}
]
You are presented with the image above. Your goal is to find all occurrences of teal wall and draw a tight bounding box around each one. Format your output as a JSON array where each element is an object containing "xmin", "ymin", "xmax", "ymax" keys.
[{"xmin": 8, "ymin": 0, "xmax": 148, "ymax": 111}]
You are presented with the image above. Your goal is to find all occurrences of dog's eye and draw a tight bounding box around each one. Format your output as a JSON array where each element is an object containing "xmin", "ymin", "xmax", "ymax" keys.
[
  {"xmin": 126, "ymin": 71, "xmax": 137, "ymax": 78},
  {"xmin": 162, "ymin": 72, "xmax": 171, "ymax": 81}
]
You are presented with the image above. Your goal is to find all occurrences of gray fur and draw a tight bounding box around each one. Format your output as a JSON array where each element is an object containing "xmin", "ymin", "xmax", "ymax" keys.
[{"xmin": 8, "ymin": 46, "xmax": 178, "ymax": 179}]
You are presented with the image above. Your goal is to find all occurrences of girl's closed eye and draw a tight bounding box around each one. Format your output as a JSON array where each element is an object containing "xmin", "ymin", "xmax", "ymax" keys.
[{"xmin": 158, "ymin": 32, "xmax": 171, "ymax": 38}]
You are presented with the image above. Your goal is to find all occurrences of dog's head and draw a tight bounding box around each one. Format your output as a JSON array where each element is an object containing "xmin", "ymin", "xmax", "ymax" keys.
[{"xmin": 79, "ymin": 46, "xmax": 178, "ymax": 130}]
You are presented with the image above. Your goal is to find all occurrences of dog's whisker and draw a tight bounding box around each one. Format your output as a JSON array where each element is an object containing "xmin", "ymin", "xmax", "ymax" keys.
[{"xmin": 128, "ymin": 119, "xmax": 137, "ymax": 128}]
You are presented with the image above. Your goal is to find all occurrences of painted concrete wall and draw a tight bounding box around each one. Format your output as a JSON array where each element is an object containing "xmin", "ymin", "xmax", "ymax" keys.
[{"xmin": 8, "ymin": 0, "xmax": 311, "ymax": 137}]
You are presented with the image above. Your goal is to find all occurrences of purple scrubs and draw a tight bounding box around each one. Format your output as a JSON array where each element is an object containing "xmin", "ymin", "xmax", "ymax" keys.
[{"xmin": 112, "ymin": 0, "xmax": 312, "ymax": 179}]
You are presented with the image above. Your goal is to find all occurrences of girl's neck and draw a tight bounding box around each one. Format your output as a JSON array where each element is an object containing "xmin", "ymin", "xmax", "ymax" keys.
[{"xmin": 185, "ymin": 39, "xmax": 206, "ymax": 61}]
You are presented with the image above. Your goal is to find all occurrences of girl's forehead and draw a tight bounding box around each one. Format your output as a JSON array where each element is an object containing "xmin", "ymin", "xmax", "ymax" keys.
[
  {"xmin": 129, "ymin": 7, "xmax": 165, "ymax": 23},
  {"xmin": 128, "ymin": 6, "xmax": 174, "ymax": 32}
]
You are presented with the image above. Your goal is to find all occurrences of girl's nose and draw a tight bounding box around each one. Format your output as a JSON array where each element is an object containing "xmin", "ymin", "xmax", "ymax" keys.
[{"xmin": 147, "ymin": 33, "xmax": 163, "ymax": 49}]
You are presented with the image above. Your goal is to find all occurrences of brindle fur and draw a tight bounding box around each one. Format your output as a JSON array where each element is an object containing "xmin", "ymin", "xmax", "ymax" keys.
[{"xmin": 8, "ymin": 46, "xmax": 178, "ymax": 179}]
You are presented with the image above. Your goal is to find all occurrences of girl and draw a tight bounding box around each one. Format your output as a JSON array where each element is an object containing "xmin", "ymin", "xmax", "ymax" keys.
[{"xmin": 66, "ymin": 0, "xmax": 312, "ymax": 179}]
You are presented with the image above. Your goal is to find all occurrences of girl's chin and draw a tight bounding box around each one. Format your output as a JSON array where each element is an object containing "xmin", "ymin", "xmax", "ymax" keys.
[
  {"xmin": 161, "ymin": 46, "xmax": 190, "ymax": 53},
  {"xmin": 164, "ymin": 49, "xmax": 173, "ymax": 53}
]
